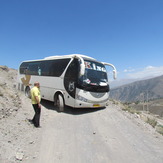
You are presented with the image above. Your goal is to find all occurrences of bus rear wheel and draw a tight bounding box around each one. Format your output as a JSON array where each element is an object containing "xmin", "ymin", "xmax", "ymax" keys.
[{"xmin": 56, "ymin": 94, "xmax": 64, "ymax": 112}]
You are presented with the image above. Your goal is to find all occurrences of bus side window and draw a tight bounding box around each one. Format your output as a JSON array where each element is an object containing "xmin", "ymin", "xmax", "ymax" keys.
[
  {"xmin": 38, "ymin": 67, "xmax": 41, "ymax": 76},
  {"xmin": 24, "ymin": 67, "xmax": 29, "ymax": 74},
  {"xmin": 38, "ymin": 62, "xmax": 45, "ymax": 76},
  {"xmin": 40, "ymin": 61, "xmax": 48, "ymax": 76},
  {"xmin": 65, "ymin": 59, "xmax": 78, "ymax": 80},
  {"xmin": 27, "ymin": 62, "xmax": 41, "ymax": 75},
  {"xmin": 20, "ymin": 62, "xmax": 29, "ymax": 74},
  {"xmin": 48, "ymin": 59, "xmax": 71, "ymax": 77}
]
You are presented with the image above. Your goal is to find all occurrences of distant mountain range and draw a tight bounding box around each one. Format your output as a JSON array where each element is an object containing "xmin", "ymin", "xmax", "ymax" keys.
[{"xmin": 109, "ymin": 75, "xmax": 163, "ymax": 102}]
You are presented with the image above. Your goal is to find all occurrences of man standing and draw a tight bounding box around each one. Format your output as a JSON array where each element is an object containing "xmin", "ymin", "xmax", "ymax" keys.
[{"xmin": 31, "ymin": 82, "xmax": 41, "ymax": 128}]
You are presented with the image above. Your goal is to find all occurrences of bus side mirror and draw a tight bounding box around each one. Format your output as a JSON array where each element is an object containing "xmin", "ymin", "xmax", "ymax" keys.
[
  {"xmin": 73, "ymin": 54, "xmax": 85, "ymax": 76},
  {"xmin": 80, "ymin": 63, "xmax": 85, "ymax": 76},
  {"xmin": 102, "ymin": 62, "xmax": 117, "ymax": 80},
  {"xmin": 113, "ymin": 70, "xmax": 117, "ymax": 80}
]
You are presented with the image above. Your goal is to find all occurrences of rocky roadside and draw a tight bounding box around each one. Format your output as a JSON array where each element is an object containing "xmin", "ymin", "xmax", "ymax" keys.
[
  {"xmin": 0, "ymin": 66, "xmax": 21, "ymax": 119},
  {"xmin": 0, "ymin": 66, "xmax": 43, "ymax": 163},
  {"xmin": 0, "ymin": 94, "xmax": 42, "ymax": 163}
]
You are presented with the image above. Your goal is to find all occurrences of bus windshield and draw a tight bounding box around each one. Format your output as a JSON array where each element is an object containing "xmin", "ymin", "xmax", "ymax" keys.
[{"xmin": 78, "ymin": 60, "xmax": 109, "ymax": 92}]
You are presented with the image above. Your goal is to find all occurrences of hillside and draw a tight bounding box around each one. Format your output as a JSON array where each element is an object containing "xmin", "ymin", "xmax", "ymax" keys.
[
  {"xmin": 110, "ymin": 75, "xmax": 163, "ymax": 102},
  {"xmin": 0, "ymin": 66, "xmax": 43, "ymax": 162},
  {"xmin": 128, "ymin": 98, "xmax": 163, "ymax": 117},
  {"xmin": 0, "ymin": 65, "xmax": 163, "ymax": 163},
  {"xmin": 0, "ymin": 66, "xmax": 21, "ymax": 119}
]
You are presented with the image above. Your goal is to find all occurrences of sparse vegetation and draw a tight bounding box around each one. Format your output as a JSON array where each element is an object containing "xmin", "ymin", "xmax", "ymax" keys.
[
  {"xmin": 146, "ymin": 117, "xmax": 157, "ymax": 128},
  {"xmin": 110, "ymin": 99, "xmax": 119, "ymax": 105},
  {"xmin": 120, "ymin": 101, "xmax": 163, "ymax": 136},
  {"xmin": 156, "ymin": 125, "xmax": 163, "ymax": 135},
  {"xmin": 135, "ymin": 101, "xmax": 140, "ymax": 105},
  {"xmin": 122, "ymin": 104, "xmax": 141, "ymax": 114}
]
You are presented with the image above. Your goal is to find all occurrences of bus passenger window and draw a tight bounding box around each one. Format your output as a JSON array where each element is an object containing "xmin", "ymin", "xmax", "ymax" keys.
[{"xmin": 38, "ymin": 67, "xmax": 41, "ymax": 76}]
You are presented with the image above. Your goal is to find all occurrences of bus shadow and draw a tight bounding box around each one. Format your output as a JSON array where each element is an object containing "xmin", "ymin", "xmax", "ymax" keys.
[
  {"xmin": 65, "ymin": 107, "xmax": 106, "ymax": 115},
  {"xmin": 41, "ymin": 99, "xmax": 105, "ymax": 115},
  {"xmin": 41, "ymin": 100, "xmax": 55, "ymax": 110}
]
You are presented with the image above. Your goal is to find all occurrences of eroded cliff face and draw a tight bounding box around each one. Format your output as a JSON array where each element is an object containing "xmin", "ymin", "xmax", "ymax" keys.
[{"xmin": 0, "ymin": 66, "xmax": 21, "ymax": 119}]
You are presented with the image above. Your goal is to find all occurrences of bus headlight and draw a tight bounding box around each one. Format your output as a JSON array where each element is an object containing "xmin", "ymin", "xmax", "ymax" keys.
[
  {"xmin": 76, "ymin": 95, "xmax": 109, "ymax": 104},
  {"xmin": 76, "ymin": 95, "xmax": 88, "ymax": 102}
]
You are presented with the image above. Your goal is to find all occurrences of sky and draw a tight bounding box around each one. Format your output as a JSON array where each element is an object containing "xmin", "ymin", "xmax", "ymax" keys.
[{"xmin": 0, "ymin": 0, "xmax": 163, "ymax": 80}]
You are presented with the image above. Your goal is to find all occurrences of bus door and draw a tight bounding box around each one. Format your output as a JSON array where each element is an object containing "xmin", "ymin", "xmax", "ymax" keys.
[{"xmin": 64, "ymin": 59, "xmax": 79, "ymax": 107}]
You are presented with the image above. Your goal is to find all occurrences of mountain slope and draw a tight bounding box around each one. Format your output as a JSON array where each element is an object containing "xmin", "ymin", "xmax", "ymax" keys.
[
  {"xmin": 0, "ymin": 66, "xmax": 21, "ymax": 119},
  {"xmin": 110, "ymin": 75, "xmax": 163, "ymax": 102}
]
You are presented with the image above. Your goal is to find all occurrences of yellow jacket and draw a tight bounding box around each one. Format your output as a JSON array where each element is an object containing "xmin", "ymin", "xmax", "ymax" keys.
[{"xmin": 30, "ymin": 86, "xmax": 41, "ymax": 104}]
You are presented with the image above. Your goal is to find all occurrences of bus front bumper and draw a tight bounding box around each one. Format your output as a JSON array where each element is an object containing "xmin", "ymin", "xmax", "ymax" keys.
[{"xmin": 74, "ymin": 98, "xmax": 108, "ymax": 108}]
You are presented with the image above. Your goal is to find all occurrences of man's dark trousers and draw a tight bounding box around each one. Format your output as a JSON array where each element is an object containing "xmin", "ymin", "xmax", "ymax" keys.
[{"xmin": 32, "ymin": 104, "xmax": 41, "ymax": 127}]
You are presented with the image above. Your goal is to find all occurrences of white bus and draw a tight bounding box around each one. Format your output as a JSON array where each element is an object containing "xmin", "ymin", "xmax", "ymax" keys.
[{"xmin": 17, "ymin": 54, "xmax": 117, "ymax": 112}]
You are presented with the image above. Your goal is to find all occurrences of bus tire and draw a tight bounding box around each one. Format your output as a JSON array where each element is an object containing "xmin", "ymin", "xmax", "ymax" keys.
[
  {"xmin": 25, "ymin": 86, "xmax": 31, "ymax": 98},
  {"xmin": 56, "ymin": 94, "xmax": 64, "ymax": 112}
]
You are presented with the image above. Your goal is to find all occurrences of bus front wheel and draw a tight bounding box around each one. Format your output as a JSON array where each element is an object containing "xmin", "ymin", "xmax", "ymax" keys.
[{"xmin": 56, "ymin": 94, "xmax": 64, "ymax": 112}]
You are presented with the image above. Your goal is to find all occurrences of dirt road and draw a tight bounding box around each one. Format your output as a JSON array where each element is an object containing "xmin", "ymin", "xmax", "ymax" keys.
[
  {"xmin": 1, "ymin": 66, "xmax": 162, "ymax": 163},
  {"xmin": 34, "ymin": 101, "xmax": 163, "ymax": 163}
]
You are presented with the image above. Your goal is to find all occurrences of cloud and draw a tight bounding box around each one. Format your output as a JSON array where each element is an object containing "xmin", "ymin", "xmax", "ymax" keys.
[
  {"xmin": 126, "ymin": 66, "xmax": 163, "ymax": 79},
  {"xmin": 123, "ymin": 68, "xmax": 135, "ymax": 73}
]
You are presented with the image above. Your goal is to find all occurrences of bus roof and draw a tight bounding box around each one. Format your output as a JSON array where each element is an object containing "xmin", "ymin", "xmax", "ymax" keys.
[
  {"xmin": 21, "ymin": 54, "xmax": 97, "ymax": 63},
  {"xmin": 44, "ymin": 54, "xmax": 96, "ymax": 60}
]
